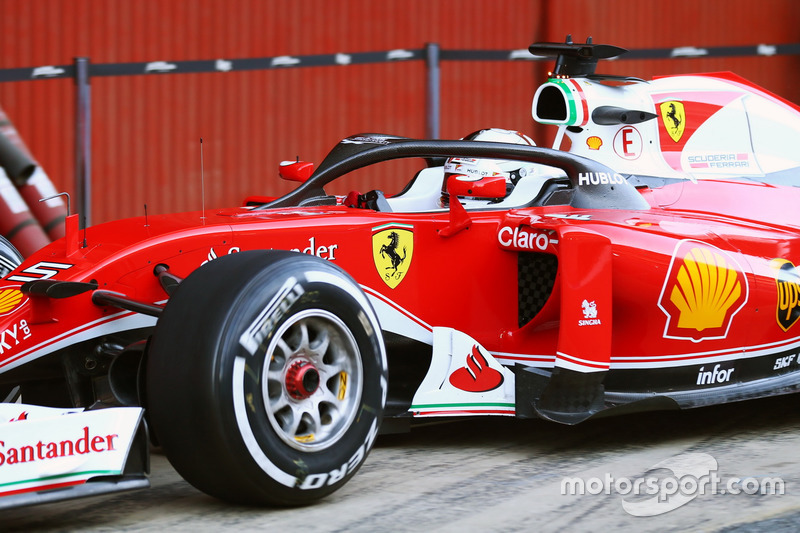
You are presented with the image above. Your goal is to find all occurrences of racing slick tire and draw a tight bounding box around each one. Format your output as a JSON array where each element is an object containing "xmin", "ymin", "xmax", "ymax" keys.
[{"xmin": 145, "ymin": 250, "xmax": 387, "ymax": 506}]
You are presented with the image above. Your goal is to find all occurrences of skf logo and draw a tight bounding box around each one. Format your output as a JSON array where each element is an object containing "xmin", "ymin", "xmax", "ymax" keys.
[
  {"xmin": 658, "ymin": 240, "xmax": 748, "ymax": 342},
  {"xmin": 660, "ymin": 101, "xmax": 685, "ymax": 142},
  {"xmin": 0, "ymin": 288, "xmax": 26, "ymax": 316},
  {"xmin": 772, "ymin": 258, "xmax": 800, "ymax": 331},
  {"xmin": 372, "ymin": 223, "xmax": 414, "ymax": 289}
]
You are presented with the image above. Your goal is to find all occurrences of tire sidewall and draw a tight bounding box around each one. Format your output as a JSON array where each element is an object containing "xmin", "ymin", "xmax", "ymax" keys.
[
  {"xmin": 218, "ymin": 257, "xmax": 386, "ymax": 494},
  {"xmin": 147, "ymin": 251, "xmax": 387, "ymax": 505}
]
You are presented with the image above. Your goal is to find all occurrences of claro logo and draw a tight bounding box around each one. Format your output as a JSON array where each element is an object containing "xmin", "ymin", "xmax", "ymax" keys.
[
  {"xmin": 497, "ymin": 226, "xmax": 558, "ymax": 251},
  {"xmin": 0, "ymin": 426, "xmax": 118, "ymax": 467}
]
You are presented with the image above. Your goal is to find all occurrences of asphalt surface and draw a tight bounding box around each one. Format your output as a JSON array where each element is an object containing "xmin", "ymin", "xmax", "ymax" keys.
[{"xmin": 4, "ymin": 393, "xmax": 800, "ymax": 532}]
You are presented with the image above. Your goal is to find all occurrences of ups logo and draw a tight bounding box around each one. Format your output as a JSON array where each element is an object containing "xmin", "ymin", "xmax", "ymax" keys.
[{"xmin": 772, "ymin": 258, "xmax": 800, "ymax": 331}]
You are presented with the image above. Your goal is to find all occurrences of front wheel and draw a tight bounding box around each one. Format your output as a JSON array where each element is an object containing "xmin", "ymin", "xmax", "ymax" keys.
[{"xmin": 146, "ymin": 250, "xmax": 387, "ymax": 505}]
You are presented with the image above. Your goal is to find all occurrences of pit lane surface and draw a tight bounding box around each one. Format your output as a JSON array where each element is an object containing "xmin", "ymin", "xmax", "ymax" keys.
[{"xmin": 4, "ymin": 394, "xmax": 800, "ymax": 532}]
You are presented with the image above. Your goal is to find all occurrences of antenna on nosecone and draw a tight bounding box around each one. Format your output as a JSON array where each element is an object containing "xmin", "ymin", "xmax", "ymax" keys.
[
  {"xmin": 40, "ymin": 191, "xmax": 86, "ymax": 249},
  {"xmin": 200, "ymin": 137, "xmax": 206, "ymax": 220}
]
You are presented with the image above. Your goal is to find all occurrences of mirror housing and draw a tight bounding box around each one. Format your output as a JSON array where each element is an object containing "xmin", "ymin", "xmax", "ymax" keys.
[
  {"xmin": 279, "ymin": 160, "xmax": 314, "ymax": 183},
  {"xmin": 447, "ymin": 175, "xmax": 506, "ymax": 199}
]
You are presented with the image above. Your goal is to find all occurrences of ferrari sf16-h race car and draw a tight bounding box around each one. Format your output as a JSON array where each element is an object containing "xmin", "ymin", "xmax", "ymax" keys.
[{"xmin": 2, "ymin": 38, "xmax": 800, "ymax": 508}]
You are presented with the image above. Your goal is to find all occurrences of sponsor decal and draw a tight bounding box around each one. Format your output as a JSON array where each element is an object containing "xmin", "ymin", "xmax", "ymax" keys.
[
  {"xmin": 613, "ymin": 126, "xmax": 642, "ymax": 160},
  {"xmin": 660, "ymin": 101, "xmax": 686, "ymax": 142},
  {"xmin": 239, "ymin": 277, "xmax": 305, "ymax": 355},
  {"xmin": 449, "ymin": 345, "xmax": 504, "ymax": 393},
  {"xmin": 341, "ymin": 135, "xmax": 397, "ymax": 145},
  {"xmin": 577, "ymin": 172, "xmax": 626, "ymax": 186},
  {"xmin": 202, "ymin": 246, "xmax": 240, "ymax": 265},
  {"xmin": 546, "ymin": 213, "xmax": 592, "ymax": 221},
  {"xmin": 8, "ymin": 411, "xmax": 27, "ymax": 422},
  {"xmin": 774, "ymin": 354, "xmax": 796, "ymax": 370},
  {"xmin": 0, "ymin": 287, "xmax": 27, "ymax": 316},
  {"xmin": 0, "ymin": 426, "xmax": 118, "ymax": 467},
  {"xmin": 579, "ymin": 299, "xmax": 601, "ymax": 326},
  {"xmin": 0, "ymin": 319, "xmax": 32, "ymax": 355},
  {"xmin": 658, "ymin": 241, "xmax": 748, "ymax": 341},
  {"xmin": 696, "ymin": 363, "xmax": 734, "ymax": 386},
  {"xmin": 290, "ymin": 237, "xmax": 338, "ymax": 260},
  {"xmin": 586, "ymin": 136, "xmax": 603, "ymax": 150},
  {"xmin": 772, "ymin": 258, "xmax": 800, "ymax": 331},
  {"xmin": 372, "ymin": 223, "xmax": 414, "ymax": 289},
  {"xmin": 497, "ymin": 226, "xmax": 558, "ymax": 251},
  {"xmin": 687, "ymin": 153, "xmax": 750, "ymax": 170},
  {"xmin": 7, "ymin": 261, "xmax": 73, "ymax": 283}
]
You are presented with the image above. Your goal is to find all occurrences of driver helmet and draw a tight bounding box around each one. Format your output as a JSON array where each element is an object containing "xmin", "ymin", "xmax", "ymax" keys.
[{"xmin": 441, "ymin": 128, "xmax": 536, "ymax": 206}]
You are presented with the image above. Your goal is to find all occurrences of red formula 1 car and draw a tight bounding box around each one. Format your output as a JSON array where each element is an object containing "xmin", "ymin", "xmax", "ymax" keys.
[{"xmin": 2, "ymin": 39, "xmax": 800, "ymax": 508}]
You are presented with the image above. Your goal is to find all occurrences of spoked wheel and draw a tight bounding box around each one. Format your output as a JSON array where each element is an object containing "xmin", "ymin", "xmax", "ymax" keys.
[
  {"xmin": 146, "ymin": 250, "xmax": 387, "ymax": 506},
  {"xmin": 265, "ymin": 309, "xmax": 363, "ymax": 452}
]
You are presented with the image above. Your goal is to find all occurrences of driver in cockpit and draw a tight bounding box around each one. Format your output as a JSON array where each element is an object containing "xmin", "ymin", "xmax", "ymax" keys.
[{"xmin": 440, "ymin": 128, "xmax": 540, "ymax": 208}]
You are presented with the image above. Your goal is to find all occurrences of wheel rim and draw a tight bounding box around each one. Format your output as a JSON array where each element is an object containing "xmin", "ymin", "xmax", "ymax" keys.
[{"xmin": 262, "ymin": 309, "xmax": 363, "ymax": 451}]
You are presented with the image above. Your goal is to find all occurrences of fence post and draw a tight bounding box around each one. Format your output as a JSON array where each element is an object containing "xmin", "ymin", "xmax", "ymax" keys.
[
  {"xmin": 74, "ymin": 57, "xmax": 91, "ymax": 227},
  {"xmin": 425, "ymin": 43, "xmax": 440, "ymax": 139}
]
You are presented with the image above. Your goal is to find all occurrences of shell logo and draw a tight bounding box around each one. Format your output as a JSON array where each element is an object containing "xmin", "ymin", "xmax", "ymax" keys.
[
  {"xmin": 0, "ymin": 287, "xmax": 27, "ymax": 316},
  {"xmin": 586, "ymin": 136, "xmax": 603, "ymax": 150},
  {"xmin": 658, "ymin": 241, "xmax": 748, "ymax": 342}
]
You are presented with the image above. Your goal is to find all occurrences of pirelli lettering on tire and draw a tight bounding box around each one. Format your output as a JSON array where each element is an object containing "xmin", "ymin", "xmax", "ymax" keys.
[
  {"xmin": 578, "ymin": 172, "xmax": 625, "ymax": 186},
  {"xmin": 298, "ymin": 417, "xmax": 379, "ymax": 490},
  {"xmin": 239, "ymin": 277, "xmax": 305, "ymax": 355}
]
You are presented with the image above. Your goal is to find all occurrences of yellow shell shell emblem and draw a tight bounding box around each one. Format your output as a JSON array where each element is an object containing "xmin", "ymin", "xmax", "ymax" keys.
[
  {"xmin": 586, "ymin": 136, "xmax": 603, "ymax": 150},
  {"xmin": 659, "ymin": 241, "xmax": 747, "ymax": 341},
  {"xmin": 670, "ymin": 247, "xmax": 741, "ymax": 330},
  {"xmin": 660, "ymin": 101, "xmax": 685, "ymax": 143},
  {"xmin": 0, "ymin": 288, "xmax": 25, "ymax": 315},
  {"xmin": 372, "ymin": 223, "xmax": 414, "ymax": 289}
]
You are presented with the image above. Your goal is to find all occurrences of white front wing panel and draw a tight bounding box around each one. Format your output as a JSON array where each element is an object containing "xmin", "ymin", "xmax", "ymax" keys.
[{"xmin": 0, "ymin": 405, "xmax": 143, "ymax": 497}]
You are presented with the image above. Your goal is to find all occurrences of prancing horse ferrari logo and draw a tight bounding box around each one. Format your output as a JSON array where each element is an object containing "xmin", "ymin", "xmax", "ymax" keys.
[
  {"xmin": 660, "ymin": 101, "xmax": 686, "ymax": 142},
  {"xmin": 372, "ymin": 223, "xmax": 414, "ymax": 289}
]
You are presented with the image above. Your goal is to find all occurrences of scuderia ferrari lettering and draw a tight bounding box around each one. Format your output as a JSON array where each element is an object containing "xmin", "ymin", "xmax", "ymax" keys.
[
  {"xmin": 578, "ymin": 172, "xmax": 625, "ymax": 186},
  {"xmin": 0, "ymin": 426, "xmax": 118, "ymax": 467}
]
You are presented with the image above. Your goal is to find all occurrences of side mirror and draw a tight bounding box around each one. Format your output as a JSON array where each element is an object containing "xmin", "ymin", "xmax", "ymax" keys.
[
  {"xmin": 279, "ymin": 160, "xmax": 314, "ymax": 183},
  {"xmin": 446, "ymin": 175, "xmax": 506, "ymax": 199}
]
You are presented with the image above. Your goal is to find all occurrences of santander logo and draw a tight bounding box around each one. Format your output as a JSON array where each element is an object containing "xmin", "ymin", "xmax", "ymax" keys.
[{"xmin": 449, "ymin": 345, "xmax": 504, "ymax": 392}]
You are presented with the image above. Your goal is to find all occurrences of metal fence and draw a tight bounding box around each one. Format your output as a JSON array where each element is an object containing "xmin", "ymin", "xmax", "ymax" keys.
[{"xmin": 2, "ymin": 41, "xmax": 799, "ymax": 225}]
